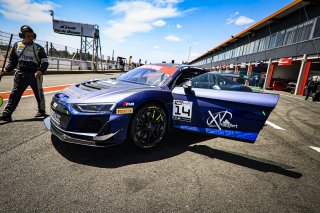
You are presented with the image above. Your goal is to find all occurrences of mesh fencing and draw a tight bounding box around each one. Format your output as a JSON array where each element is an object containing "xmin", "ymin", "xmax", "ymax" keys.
[{"xmin": 0, "ymin": 30, "xmax": 136, "ymax": 71}]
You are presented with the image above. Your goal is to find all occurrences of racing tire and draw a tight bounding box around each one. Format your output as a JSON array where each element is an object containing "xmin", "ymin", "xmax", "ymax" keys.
[{"xmin": 130, "ymin": 104, "xmax": 168, "ymax": 149}]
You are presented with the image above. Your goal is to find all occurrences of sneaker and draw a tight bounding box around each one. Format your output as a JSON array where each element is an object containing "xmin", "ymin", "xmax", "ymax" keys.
[
  {"xmin": 35, "ymin": 111, "xmax": 47, "ymax": 118},
  {"xmin": 0, "ymin": 114, "xmax": 12, "ymax": 122}
]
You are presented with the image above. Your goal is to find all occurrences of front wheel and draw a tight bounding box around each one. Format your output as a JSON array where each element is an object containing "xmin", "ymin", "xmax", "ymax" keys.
[{"xmin": 130, "ymin": 104, "xmax": 168, "ymax": 149}]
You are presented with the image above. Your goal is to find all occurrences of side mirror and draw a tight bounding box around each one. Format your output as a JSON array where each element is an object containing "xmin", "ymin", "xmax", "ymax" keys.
[{"xmin": 183, "ymin": 80, "xmax": 192, "ymax": 91}]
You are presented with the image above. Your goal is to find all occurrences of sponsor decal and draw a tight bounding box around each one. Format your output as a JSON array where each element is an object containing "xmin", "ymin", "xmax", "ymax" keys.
[
  {"xmin": 172, "ymin": 100, "xmax": 192, "ymax": 122},
  {"xmin": 18, "ymin": 43, "xmax": 25, "ymax": 49},
  {"xmin": 116, "ymin": 108, "xmax": 133, "ymax": 114},
  {"xmin": 52, "ymin": 102, "xmax": 58, "ymax": 109},
  {"xmin": 140, "ymin": 65, "xmax": 177, "ymax": 76},
  {"xmin": 0, "ymin": 96, "xmax": 3, "ymax": 107},
  {"xmin": 123, "ymin": 102, "xmax": 134, "ymax": 107},
  {"xmin": 206, "ymin": 110, "xmax": 238, "ymax": 130},
  {"xmin": 20, "ymin": 54, "xmax": 34, "ymax": 61}
]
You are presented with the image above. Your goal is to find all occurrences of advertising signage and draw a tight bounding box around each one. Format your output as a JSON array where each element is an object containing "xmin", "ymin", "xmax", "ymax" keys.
[{"xmin": 52, "ymin": 19, "xmax": 96, "ymax": 38}]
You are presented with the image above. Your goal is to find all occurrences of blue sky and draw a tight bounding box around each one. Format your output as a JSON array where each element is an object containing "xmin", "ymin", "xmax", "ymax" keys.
[{"xmin": 0, "ymin": 0, "xmax": 293, "ymax": 63}]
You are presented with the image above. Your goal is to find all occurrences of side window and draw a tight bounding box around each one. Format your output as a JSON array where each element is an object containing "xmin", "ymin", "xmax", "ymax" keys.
[
  {"xmin": 215, "ymin": 75, "xmax": 238, "ymax": 86},
  {"xmin": 194, "ymin": 74, "xmax": 239, "ymax": 90},
  {"xmin": 172, "ymin": 69, "xmax": 207, "ymax": 88},
  {"xmin": 191, "ymin": 73, "xmax": 211, "ymax": 89},
  {"xmin": 214, "ymin": 75, "xmax": 229, "ymax": 86}
]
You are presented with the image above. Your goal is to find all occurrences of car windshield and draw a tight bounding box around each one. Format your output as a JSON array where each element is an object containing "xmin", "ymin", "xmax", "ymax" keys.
[{"xmin": 117, "ymin": 66, "xmax": 172, "ymax": 86}]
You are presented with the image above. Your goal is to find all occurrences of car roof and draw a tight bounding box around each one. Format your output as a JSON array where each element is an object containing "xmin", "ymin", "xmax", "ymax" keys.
[{"xmin": 151, "ymin": 63, "xmax": 205, "ymax": 69}]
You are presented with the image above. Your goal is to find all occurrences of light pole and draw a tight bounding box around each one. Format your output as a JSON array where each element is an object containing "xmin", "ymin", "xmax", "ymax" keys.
[{"xmin": 187, "ymin": 46, "xmax": 191, "ymax": 63}]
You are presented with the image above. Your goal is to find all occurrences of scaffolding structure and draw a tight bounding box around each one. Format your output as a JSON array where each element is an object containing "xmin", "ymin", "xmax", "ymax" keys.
[{"xmin": 49, "ymin": 10, "xmax": 103, "ymax": 71}]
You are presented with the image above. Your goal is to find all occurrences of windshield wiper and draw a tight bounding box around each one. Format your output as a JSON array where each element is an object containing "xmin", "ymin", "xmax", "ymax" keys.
[{"xmin": 117, "ymin": 79, "xmax": 153, "ymax": 86}]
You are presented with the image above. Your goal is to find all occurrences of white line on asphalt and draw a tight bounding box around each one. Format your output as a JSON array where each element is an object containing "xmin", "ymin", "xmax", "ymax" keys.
[
  {"xmin": 266, "ymin": 92, "xmax": 320, "ymax": 104},
  {"xmin": 3, "ymin": 91, "xmax": 58, "ymax": 101},
  {"xmin": 309, "ymin": 146, "xmax": 320, "ymax": 153},
  {"xmin": 265, "ymin": 120, "xmax": 285, "ymax": 130}
]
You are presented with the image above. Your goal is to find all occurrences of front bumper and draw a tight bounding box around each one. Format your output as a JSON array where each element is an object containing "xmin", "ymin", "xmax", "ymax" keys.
[{"xmin": 44, "ymin": 117, "xmax": 122, "ymax": 147}]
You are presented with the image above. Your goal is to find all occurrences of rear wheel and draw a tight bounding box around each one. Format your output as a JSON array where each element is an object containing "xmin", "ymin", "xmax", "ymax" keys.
[{"xmin": 130, "ymin": 104, "xmax": 168, "ymax": 149}]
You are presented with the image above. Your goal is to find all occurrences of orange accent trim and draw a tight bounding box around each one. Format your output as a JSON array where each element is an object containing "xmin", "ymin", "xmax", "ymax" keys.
[
  {"xmin": 0, "ymin": 84, "xmax": 71, "ymax": 100},
  {"xmin": 299, "ymin": 61, "xmax": 311, "ymax": 96},
  {"xmin": 190, "ymin": 0, "xmax": 304, "ymax": 63},
  {"xmin": 249, "ymin": 65, "xmax": 253, "ymax": 76},
  {"xmin": 267, "ymin": 64, "xmax": 275, "ymax": 87}
]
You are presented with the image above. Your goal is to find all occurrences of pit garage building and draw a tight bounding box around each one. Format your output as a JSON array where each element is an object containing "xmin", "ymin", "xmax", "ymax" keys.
[{"xmin": 188, "ymin": 0, "xmax": 320, "ymax": 95}]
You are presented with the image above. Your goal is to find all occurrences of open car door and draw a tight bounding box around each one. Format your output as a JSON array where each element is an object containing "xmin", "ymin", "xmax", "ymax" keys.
[{"xmin": 171, "ymin": 72, "xmax": 279, "ymax": 142}]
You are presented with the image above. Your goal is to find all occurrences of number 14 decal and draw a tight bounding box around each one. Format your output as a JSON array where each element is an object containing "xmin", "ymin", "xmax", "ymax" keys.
[
  {"xmin": 172, "ymin": 100, "xmax": 193, "ymax": 122},
  {"xmin": 175, "ymin": 105, "xmax": 191, "ymax": 116}
]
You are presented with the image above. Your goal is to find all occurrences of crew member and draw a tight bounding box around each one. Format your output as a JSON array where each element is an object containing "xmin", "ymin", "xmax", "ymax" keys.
[
  {"xmin": 0, "ymin": 25, "xmax": 49, "ymax": 122},
  {"xmin": 305, "ymin": 77, "xmax": 316, "ymax": 100}
]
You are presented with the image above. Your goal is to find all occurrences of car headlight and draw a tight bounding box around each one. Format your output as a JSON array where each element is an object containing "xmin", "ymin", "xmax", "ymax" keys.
[{"xmin": 71, "ymin": 103, "xmax": 116, "ymax": 113}]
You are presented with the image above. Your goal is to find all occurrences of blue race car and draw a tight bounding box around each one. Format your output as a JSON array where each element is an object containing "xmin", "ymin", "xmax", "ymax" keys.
[{"xmin": 44, "ymin": 64, "xmax": 279, "ymax": 149}]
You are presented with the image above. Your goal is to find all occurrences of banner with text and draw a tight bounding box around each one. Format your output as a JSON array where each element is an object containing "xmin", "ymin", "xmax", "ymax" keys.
[{"xmin": 53, "ymin": 19, "xmax": 95, "ymax": 38}]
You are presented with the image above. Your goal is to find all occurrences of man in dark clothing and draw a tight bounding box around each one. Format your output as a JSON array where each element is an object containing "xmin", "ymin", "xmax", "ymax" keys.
[
  {"xmin": 305, "ymin": 78, "xmax": 315, "ymax": 100},
  {"xmin": 0, "ymin": 25, "xmax": 49, "ymax": 122},
  {"xmin": 305, "ymin": 76, "xmax": 319, "ymax": 100}
]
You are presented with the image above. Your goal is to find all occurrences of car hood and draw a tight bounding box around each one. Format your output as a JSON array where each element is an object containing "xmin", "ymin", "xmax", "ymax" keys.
[{"xmin": 57, "ymin": 78, "xmax": 158, "ymax": 104}]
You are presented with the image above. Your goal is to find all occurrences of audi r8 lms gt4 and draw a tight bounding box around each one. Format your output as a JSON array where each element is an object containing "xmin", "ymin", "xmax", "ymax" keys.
[{"xmin": 44, "ymin": 64, "xmax": 279, "ymax": 149}]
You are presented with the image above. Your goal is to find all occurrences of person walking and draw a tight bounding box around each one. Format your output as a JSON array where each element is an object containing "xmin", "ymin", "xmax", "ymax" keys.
[
  {"xmin": 305, "ymin": 76, "xmax": 320, "ymax": 101},
  {"xmin": 0, "ymin": 25, "xmax": 49, "ymax": 122}
]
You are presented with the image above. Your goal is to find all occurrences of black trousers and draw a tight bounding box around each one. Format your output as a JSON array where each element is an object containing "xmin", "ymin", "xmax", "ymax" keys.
[
  {"xmin": 3, "ymin": 71, "xmax": 45, "ymax": 116},
  {"xmin": 305, "ymin": 88, "xmax": 312, "ymax": 100}
]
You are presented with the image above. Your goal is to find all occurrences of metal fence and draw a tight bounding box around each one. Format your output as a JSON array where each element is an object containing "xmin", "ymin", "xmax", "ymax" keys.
[
  {"xmin": 0, "ymin": 30, "xmax": 134, "ymax": 71},
  {"xmin": 46, "ymin": 57, "xmax": 133, "ymax": 71},
  {"xmin": 0, "ymin": 31, "xmax": 78, "ymax": 59}
]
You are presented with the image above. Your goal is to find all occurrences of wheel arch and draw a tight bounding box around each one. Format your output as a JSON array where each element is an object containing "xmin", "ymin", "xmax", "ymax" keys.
[{"xmin": 125, "ymin": 98, "xmax": 171, "ymax": 142}]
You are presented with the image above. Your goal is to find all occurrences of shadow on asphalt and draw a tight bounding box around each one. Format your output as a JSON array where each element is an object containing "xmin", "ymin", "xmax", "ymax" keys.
[
  {"xmin": 52, "ymin": 130, "xmax": 302, "ymax": 178},
  {"xmin": 189, "ymin": 145, "xmax": 302, "ymax": 179},
  {"xmin": 52, "ymin": 130, "xmax": 212, "ymax": 168}
]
